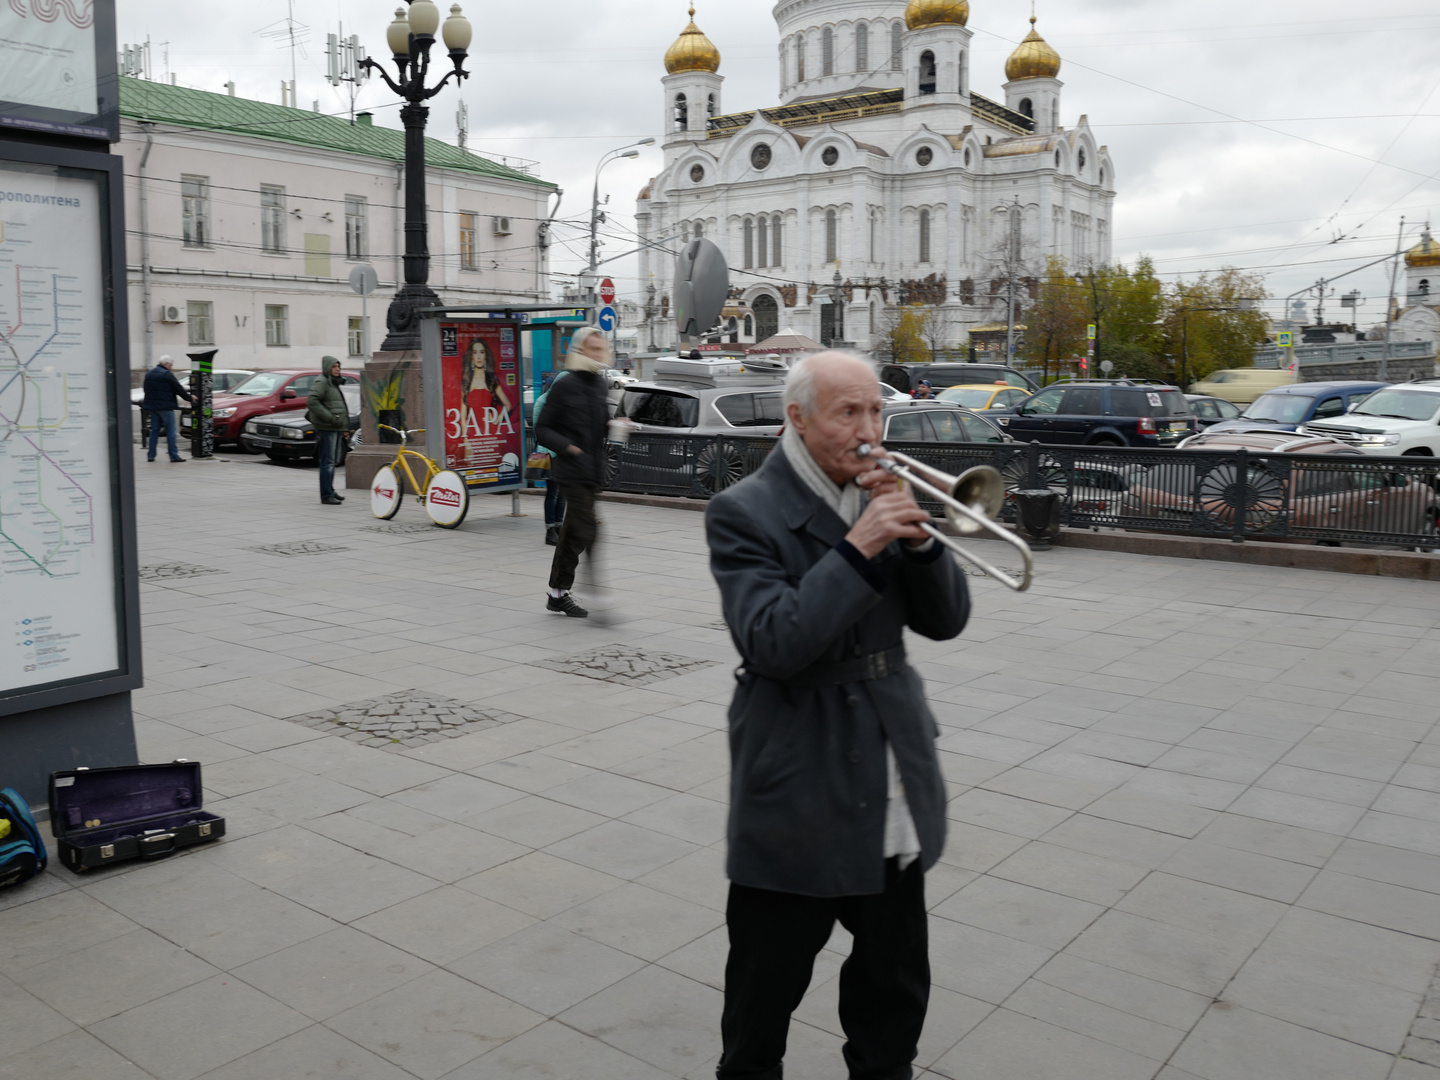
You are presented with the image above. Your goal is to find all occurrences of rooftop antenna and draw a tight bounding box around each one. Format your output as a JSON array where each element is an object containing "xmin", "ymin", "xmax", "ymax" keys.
[
  {"xmin": 257, "ymin": 1, "xmax": 310, "ymax": 103},
  {"xmin": 324, "ymin": 23, "xmax": 370, "ymax": 123},
  {"xmin": 456, "ymin": 100, "xmax": 469, "ymax": 151}
]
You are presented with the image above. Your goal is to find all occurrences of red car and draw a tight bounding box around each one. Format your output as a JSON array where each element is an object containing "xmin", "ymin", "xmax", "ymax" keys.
[{"xmin": 181, "ymin": 368, "xmax": 360, "ymax": 449}]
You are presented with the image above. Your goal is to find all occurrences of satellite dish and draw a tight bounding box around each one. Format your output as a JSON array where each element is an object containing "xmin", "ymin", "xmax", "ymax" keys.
[{"xmin": 673, "ymin": 239, "xmax": 729, "ymax": 344}]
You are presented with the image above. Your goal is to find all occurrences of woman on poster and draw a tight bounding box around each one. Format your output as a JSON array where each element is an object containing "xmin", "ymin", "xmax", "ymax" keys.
[{"xmin": 459, "ymin": 338, "xmax": 514, "ymax": 448}]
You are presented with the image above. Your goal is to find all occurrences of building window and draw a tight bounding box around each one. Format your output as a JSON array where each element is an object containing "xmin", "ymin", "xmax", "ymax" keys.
[
  {"xmin": 265, "ymin": 304, "xmax": 289, "ymax": 347},
  {"xmin": 260, "ymin": 184, "xmax": 286, "ymax": 254},
  {"xmin": 186, "ymin": 301, "xmax": 213, "ymax": 346},
  {"xmin": 181, "ymin": 175, "xmax": 209, "ymax": 248},
  {"xmin": 744, "ymin": 314, "xmax": 753, "ymax": 337},
  {"xmin": 757, "ymin": 215, "xmax": 768, "ymax": 267},
  {"xmin": 754, "ymin": 294, "xmax": 779, "ymax": 340},
  {"xmin": 797, "ymin": 35, "xmax": 805, "ymax": 81},
  {"xmin": 779, "ymin": 41, "xmax": 788, "ymax": 86},
  {"xmin": 694, "ymin": 221, "xmax": 704, "ymax": 240},
  {"xmin": 771, "ymin": 214, "xmax": 783, "ymax": 265},
  {"xmin": 743, "ymin": 218, "xmax": 754, "ymax": 268},
  {"xmin": 825, "ymin": 209, "xmax": 837, "ymax": 263},
  {"xmin": 822, "ymin": 27, "xmax": 834, "ymax": 76},
  {"xmin": 674, "ymin": 93, "xmax": 688, "ymax": 131},
  {"xmin": 958, "ymin": 50, "xmax": 965, "ymax": 94},
  {"xmin": 348, "ymin": 316, "xmax": 367, "ymax": 356},
  {"xmin": 708, "ymin": 92, "xmax": 717, "ymax": 118},
  {"xmin": 822, "ymin": 145, "xmax": 839, "ymax": 167},
  {"xmin": 1078, "ymin": 148, "xmax": 1087, "ymax": 172},
  {"xmin": 345, "ymin": 196, "xmax": 367, "ymax": 259},
  {"xmin": 1019, "ymin": 98, "xmax": 1033, "ymax": 119},
  {"xmin": 856, "ymin": 23, "xmax": 868, "ymax": 71},
  {"xmin": 459, "ymin": 212, "xmax": 478, "ymax": 270},
  {"xmin": 869, "ymin": 212, "xmax": 878, "ymax": 262},
  {"xmin": 919, "ymin": 50, "xmax": 936, "ymax": 95},
  {"xmin": 919, "ymin": 209, "xmax": 931, "ymax": 264},
  {"xmin": 890, "ymin": 23, "xmax": 902, "ymax": 71}
]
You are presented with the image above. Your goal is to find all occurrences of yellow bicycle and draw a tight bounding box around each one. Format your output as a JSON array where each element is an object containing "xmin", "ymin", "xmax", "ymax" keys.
[{"xmin": 369, "ymin": 425, "xmax": 470, "ymax": 528}]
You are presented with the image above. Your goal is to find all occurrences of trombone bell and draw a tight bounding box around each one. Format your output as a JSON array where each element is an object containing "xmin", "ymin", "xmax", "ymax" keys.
[{"xmin": 947, "ymin": 466, "xmax": 1005, "ymax": 536}]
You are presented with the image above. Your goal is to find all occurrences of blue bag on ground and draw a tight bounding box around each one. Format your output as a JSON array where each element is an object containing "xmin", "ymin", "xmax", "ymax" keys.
[{"xmin": 0, "ymin": 787, "xmax": 48, "ymax": 888}]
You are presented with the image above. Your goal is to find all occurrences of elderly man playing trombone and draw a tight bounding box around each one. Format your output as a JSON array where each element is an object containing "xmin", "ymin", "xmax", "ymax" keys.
[{"xmin": 705, "ymin": 351, "xmax": 971, "ymax": 1080}]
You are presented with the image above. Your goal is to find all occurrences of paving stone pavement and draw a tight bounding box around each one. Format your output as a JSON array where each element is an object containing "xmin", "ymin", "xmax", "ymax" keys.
[{"xmin": 4, "ymin": 446, "xmax": 1440, "ymax": 1080}]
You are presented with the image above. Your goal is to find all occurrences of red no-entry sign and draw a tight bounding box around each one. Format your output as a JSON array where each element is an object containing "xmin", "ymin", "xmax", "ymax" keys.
[{"xmin": 599, "ymin": 278, "xmax": 616, "ymax": 305}]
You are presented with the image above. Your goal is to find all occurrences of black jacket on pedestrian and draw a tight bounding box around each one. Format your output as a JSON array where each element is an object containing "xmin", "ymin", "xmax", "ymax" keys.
[
  {"xmin": 141, "ymin": 365, "xmax": 192, "ymax": 411},
  {"xmin": 705, "ymin": 443, "xmax": 970, "ymax": 897},
  {"xmin": 535, "ymin": 365, "xmax": 608, "ymax": 488}
]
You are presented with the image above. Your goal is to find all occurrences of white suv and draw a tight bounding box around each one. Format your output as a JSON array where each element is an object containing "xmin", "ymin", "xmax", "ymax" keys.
[{"xmin": 1301, "ymin": 381, "xmax": 1440, "ymax": 456}]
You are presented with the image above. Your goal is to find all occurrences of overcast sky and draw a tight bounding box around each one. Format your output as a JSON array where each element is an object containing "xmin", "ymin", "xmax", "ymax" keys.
[{"xmin": 119, "ymin": 0, "xmax": 1440, "ymax": 327}]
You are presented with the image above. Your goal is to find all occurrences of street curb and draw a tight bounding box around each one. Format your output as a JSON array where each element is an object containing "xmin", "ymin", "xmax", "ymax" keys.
[{"xmin": 516, "ymin": 488, "xmax": 1440, "ymax": 580}]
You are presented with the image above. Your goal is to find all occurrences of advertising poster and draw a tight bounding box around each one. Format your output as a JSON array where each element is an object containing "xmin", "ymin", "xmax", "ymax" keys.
[
  {"xmin": 0, "ymin": 160, "xmax": 121, "ymax": 694},
  {"xmin": 440, "ymin": 320, "xmax": 523, "ymax": 491},
  {"xmin": 0, "ymin": 0, "xmax": 108, "ymax": 138}
]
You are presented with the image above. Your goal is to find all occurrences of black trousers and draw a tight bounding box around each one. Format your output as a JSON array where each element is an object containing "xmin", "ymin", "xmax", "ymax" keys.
[
  {"xmin": 547, "ymin": 483, "xmax": 598, "ymax": 591},
  {"xmin": 718, "ymin": 858, "xmax": 929, "ymax": 1080}
]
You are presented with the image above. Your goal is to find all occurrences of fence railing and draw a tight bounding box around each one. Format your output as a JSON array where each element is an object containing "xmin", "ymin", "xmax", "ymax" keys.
[{"xmin": 605, "ymin": 433, "xmax": 1439, "ymax": 549}]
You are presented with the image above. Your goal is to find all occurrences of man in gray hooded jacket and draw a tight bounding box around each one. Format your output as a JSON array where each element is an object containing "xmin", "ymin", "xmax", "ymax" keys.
[{"xmin": 705, "ymin": 351, "xmax": 970, "ymax": 1080}]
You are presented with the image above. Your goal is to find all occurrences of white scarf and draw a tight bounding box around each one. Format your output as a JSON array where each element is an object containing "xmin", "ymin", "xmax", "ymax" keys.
[
  {"xmin": 565, "ymin": 353, "xmax": 607, "ymax": 375},
  {"xmin": 783, "ymin": 427, "xmax": 866, "ymax": 526}
]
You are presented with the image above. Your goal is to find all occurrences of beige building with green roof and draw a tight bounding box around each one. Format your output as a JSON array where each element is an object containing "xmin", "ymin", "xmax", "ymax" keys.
[{"xmin": 118, "ymin": 78, "xmax": 557, "ymax": 376}]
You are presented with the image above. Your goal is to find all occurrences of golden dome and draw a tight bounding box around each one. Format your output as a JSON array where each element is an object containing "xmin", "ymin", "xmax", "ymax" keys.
[
  {"xmin": 904, "ymin": 0, "xmax": 969, "ymax": 31},
  {"xmin": 1406, "ymin": 229, "xmax": 1440, "ymax": 269},
  {"xmin": 1006, "ymin": 17, "xmax": 1061, "ymax": 81},
  {"xmin": 665, "ymin": 7, "xmax": 720, "ymax": 74}
]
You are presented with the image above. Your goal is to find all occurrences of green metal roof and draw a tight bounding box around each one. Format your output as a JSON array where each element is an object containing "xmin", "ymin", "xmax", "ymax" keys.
[{"xmin": 119, "ymin": 78, "xmax": 551, "ymax": 188}]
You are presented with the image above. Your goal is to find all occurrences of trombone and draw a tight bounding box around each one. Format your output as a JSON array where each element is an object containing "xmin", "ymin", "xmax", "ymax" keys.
[{"xmin": 856, "ymin": 444, "xmax": 1034, "ymax": 592}]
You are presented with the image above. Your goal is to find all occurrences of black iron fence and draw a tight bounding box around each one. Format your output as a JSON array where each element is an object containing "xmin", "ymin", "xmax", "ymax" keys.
[{"xmin": 604, "ymin": 433, "xmax": 1439, "ymax": 549}]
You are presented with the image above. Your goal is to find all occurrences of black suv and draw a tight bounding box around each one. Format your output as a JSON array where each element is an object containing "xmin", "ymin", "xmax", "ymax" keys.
[
  {"xmin": 880, "ymin": 362, "xmax": 1039, "ymax": 396},
  {"xmin": 995, "ymin": 381, "xmax": 1197, "ymax": 446}
]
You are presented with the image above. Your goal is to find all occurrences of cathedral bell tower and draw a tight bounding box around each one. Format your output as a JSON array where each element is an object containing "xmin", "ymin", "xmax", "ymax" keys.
[
  {"xmin": 1003, "ymin": 15, "xmax": 1062, "ymax": 135},
  {"xmin": 662, "ymin": 7, "xmax": 723, "ymax": 145},
  {"xmin": 901, "ymin": 0, "xmax": 971, "ymax": 107}
]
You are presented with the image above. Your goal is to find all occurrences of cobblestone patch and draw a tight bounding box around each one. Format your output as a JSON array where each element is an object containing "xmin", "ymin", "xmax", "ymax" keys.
[
  {"xmin": 287, "ymin": 691, "xmax": 524, "ymax": 749},
  {"xmin": 534, "ymin": 644, "xmax": 718, "ymax": 686},
  {"xmin": 138, "ymin": 562, "xmax": 226, "ymax": 582},
  {"xmin": 361, "ymin": 522, "xmax": 444, "ymax": 535},
  {"xmin": 246, "ymin": 540, "xmax": 353, "ymax": 557},
  {"xmin": 1402, "ymin": 963, "xmax": 1440, "ymax": 1068}
]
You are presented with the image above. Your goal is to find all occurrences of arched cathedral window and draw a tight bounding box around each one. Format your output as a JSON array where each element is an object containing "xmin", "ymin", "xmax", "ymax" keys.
[
  {"xmin": 919, "ymin": 51, "xmax": 936, "ymax": 95},
  {"xmin": 919, "ymin": 209, "xmax": 931, "ymax": 264},
  {"xmin": 771, "ymin": 214, "xmax": 784, "ymax": 265},
  {"xmin": 856, "ymin": 23, "xmax": 868, "ymax": 71},
  {"xmin": 825, "ymin": 210, "xmax": 838, "ymax": 263},
  {"xmin": 673, "ymin": 93, "xmax": 687, "ymax": 132},
  {"xmin": 822, "ymin": 27, "xmax": 834, "ymax": 76},
  {"xmin": 757, "ymin": 216, "xmax": 768, "ymax": 267},
  {"xmin": 743, "ymin": 219, "xmax": 754, "ymax": 268},
  {"xmin": 708, "ymin": 93, "xmax": 717, "ymax": 118},
  {"xmin": 890, "ymin": 23, "xmax": 902, "ymax": 71},
  {"xmin": 797, "ymin": 35, "xmax": 805, "ymax": 82},
  {"xmin": 1018, "ymin": 98, "xmax": 1033, "ymax": 119}
]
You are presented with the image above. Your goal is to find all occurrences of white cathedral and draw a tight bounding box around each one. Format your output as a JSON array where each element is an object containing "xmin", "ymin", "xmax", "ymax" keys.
[{"xmin": 635, "ymin": 0, "xmax": 1117, "ymax": 354}]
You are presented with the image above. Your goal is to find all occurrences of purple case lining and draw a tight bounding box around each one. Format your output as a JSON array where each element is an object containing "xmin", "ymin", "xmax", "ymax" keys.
[
  {"xmin": 69, "ymin": 811, "xmax": 223, "ymax": 847},
  {"xmin": 51, "ymin": 763, "xmax": 204, "ymax": 839}
]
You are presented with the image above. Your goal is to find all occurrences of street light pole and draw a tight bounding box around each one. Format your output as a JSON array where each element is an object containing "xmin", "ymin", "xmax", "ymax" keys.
[
  {"xmin": 361, "ymin": 1, "xmax": 472, "ymax": 352},
  {"xmin": 587, "ymin": 139, "xmax": 655, "ymax": 294}
]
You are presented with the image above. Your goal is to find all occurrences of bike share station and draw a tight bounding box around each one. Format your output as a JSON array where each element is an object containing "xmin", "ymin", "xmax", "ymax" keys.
[{"xmin": 365, "ymin": 305, "xmax": 588, "ymax": 526}]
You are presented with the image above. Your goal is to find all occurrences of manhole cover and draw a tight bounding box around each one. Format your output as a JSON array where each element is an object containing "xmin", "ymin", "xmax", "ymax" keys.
[
  {"xmin": 534, "ymin": 644, "xmax": 717, "ymax": 686},
  {"xmin": 138, "ymin": 562, "xmax": 225, "ymax": 581},
  {"xmin": 246, "ymin": 540, "xmax": 352, "ymax": 557},
  {"xmin": 361, "ymin": 522, "xmax": 443, "ymax": 535},
  {"xmin": 287, "ymin": 691, "xmax": 524, "ymax": 749}
]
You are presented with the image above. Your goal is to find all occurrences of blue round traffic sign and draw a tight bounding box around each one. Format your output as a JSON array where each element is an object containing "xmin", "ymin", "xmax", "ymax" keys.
[{"xmin": 597, "ymin": 305, "xmax": 617, "ymax": 332}]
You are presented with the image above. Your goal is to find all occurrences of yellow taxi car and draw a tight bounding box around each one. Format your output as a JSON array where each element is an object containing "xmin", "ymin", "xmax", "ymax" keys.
[{"xmin": 935, "ymin": 382, "xmax": 1033, "ymax": 410}]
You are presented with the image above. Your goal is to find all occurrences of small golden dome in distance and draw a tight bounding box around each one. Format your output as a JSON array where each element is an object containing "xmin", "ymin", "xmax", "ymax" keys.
[
  {"xmin": 1406, "ymin": 229, "xmax": 1440, "ymax": 269},
  {"xmin": 1006, "ymin": 17, "xmax": 1061, "ymax": 81},
  {"xmin": 665, "ymin": 6, "xmax": 721, "ymax": 74},
  {"xmin": 904, "ymin": 0, "xmax": 970, "ymax": 31}
]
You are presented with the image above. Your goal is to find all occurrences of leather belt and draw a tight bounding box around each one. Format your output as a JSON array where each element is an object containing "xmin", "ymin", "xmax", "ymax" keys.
[{"xmin": 788, "ymin": 645, "xmax": 907, "ymax": 688}]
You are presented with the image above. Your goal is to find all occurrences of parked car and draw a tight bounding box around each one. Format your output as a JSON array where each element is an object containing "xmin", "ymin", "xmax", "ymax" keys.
[
  {"xmin": 1184, "ymin": 395, "xmax": 1244, "ymax": 428},
  {"xmin": 616, "ymin": 382, "xmax": 786, "ymax": 437},
  {"xmin": 1206, "ymin": 381, "xmax": 1387, "ymax": 434},
  {"xmin": 880, "ymin": 399, "xmax": 1011, "ymax": 444},
  {"xmin": 1127, "ymin": 429, "xmax": 1437, "ymax": 541},
  {"xmin": 1187, "ymin": 368, "xmax": 1298, "ymax": 404},
  {"xmin": 182, "ymin": 368, "xmax": 360, "ymax": 449},
  {"xmin": 240, "ymin": 384, "xmax": 361, "ymax": 462},
  {"xmin": 937, "ymin": 383, "xmax": 1034, "ymax": 410},
  {"xmin": 993, "ymin": 381, "xmax": 1197, "ymax": 447},
  {"xmin": 881, "ymin": 362, "xmax": 1039, "ymax": 396},
  {"xmin": 1300, "ymin": 380, "xmax": 1440, "ymax": 456}
]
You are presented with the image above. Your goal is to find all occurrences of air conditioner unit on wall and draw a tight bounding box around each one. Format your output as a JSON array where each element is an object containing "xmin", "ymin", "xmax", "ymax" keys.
[
  {"xmin": 159, "ymin": 305, "xmax": 183, "ymax": 323},
  {"xmin": 492, "ymin": 216, "xmax": 512, "ymax": 236}
]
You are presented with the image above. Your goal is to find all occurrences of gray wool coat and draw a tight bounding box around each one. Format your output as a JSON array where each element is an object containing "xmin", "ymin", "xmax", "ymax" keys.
[{"xmin": 705, "ymin": 443, "xmax": 970, "ymax": 898}]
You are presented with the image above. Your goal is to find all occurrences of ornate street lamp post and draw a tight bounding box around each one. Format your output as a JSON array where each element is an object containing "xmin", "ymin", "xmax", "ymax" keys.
[{"xmin": 361, "ymin": 1, "xmax": 472, "ymax": 352}]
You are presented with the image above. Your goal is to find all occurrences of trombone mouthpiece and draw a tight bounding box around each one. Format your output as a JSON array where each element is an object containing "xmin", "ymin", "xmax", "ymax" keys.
[{"xmin": 856, "ymin": 443, "xmax": 875, "ymax": 458}]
